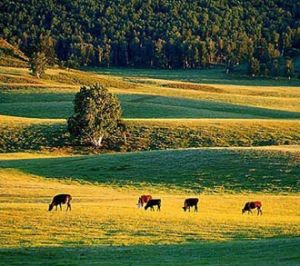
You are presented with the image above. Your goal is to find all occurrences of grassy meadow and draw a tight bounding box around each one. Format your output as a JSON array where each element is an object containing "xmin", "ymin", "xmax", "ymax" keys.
[
  {"xmin": 1, "ymin": 64, "xmax": 300, "ymax": 264},
  {"xmin": 0, "ymin": 147, "xmax": 299, "ymax": 193},
  {"xmin": 0, "ymin": 150, "xmax": 300, "ymax": 264}
]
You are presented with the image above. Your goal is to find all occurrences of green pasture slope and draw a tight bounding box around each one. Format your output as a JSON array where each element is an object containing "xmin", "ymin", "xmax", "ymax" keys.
[
  {"xmin": 1, "ymin": 148, "xmax": 299, "ymax": 193},
  {"xmin": 1, "ymin": 89, "xmax": 300, "ymax": 119},
  {"xmin": 1, "ymin": 238, "xmax": 299, "ymax": 266},
  {"xmin": 87, "ymin": 66, "xmax": 300, "ymax": 87}
]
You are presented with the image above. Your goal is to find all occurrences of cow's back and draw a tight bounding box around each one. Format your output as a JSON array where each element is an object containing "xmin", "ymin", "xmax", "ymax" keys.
[
  {"xmin": 53, "ymin": 194, "xmax": 71, "ymax": 204},
  {"xmin": 185, "ymin": 198, "xmax": 199, "ymax": 206}
]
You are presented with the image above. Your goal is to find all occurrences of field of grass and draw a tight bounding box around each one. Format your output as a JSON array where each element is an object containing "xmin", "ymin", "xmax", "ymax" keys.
[
  {"xmin": 0, "ymin": 151, "xmax": 300, "ymax": 264},
  {"xmin": 2, "ymin": 114, "xmax": 300, "ymax": 152},
  {"xmin": 1, "ymin": 64, "xmax": 300, "ymax": 264},
  {"xmin": 1, "ymin": 147, "xmax": 299, "ymax": 192},
  {"xmin": 2, "ymin": 238, "xmax": 300, "ymax": 265},
  {"xmin": 1, "ymin": 66, "xmax": 300, "ymax": 114},
  {"xmin": 1, "ymin": 89, "xmax": 300, "ymax": 119},
  {"xmin": 87, "ymin": 66, "xmax": 300, "ymax": 87}
]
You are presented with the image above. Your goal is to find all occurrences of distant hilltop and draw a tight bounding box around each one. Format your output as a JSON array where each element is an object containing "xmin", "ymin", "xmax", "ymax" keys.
[{"xmin": 0, "ymin": 0, "xmax": 299, "ymax": 72}]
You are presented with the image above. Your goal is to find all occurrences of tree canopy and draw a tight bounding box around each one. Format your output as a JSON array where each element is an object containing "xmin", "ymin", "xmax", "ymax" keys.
[
  {"xmin": 0, "ymin": 0, "xmax": 299, "ymax": 71},
  {"xmin": 67, "ymin": 84, "xmax": 122, "ymax": 148}
]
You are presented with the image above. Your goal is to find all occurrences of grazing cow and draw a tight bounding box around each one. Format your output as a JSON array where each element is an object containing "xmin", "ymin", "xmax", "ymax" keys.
[
  {"xmin": 49, "ymin": 194, "xmax": 72, "ymax": 211},
  {"xmin": 242, "ymin": 201, "xmax": 262, "ymax": 215},
  {"xmin": 183, "ymin": 198, "xmax": 199, "ymax": 212},
  {"xmin": 144, "ymin": 199, "xmax": 161, "ymax": 211},
  {"xmin": 137, "ymin": 195, "xmax": 152, "ymax": 208}
]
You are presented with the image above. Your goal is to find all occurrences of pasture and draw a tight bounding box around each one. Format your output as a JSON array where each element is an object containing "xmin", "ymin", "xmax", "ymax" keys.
[
  {"xmin": 1, "ymin": 65, "xmax": 300, "ymax": 264},
  {"xmin": 0, "ymin": 147, "xmax": 299, "ymax": 193},
  {"xmin": 1, "ymin": 88, "xmax": 300, "ymax": 119},
  {"xmin": 0, "ymin": 159, "xmax": 300, "ymax": 264}
]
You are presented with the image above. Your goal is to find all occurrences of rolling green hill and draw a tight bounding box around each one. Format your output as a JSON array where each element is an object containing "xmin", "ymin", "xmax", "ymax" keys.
[
  {"xmin": 1, "ymin": 89, "xmax": 300, "ymax": 119},
  {"xmin": 1, "ymin": 147, "xmax": 299, "ymax": 193}
]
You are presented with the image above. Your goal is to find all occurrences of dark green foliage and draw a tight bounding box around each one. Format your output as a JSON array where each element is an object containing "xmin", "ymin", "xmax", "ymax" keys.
[
  {"xmin": 29, "ymin": 52, "xmax": 47, "ymax": 78},
  {"xmin": 67, "ymin": 84, "xmax": 122, "ymax": 148},
  {"xmin": 0, "ymin": 0, "xmax": 299, "ymax": 71},
  {"xmin": 248, "ymin": 58, "xmax": 260, "ymax": 77},
  {"xmin": 284, "ymin": 57, "xmax": 294, "ymax": 79}
]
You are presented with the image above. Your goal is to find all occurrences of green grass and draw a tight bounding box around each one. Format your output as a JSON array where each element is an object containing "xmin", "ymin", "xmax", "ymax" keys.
[
  {"xmin": 1, "ymin": 148, "xmax": 299, "ymax": 192},
  {"xmin": 86, "ymin": 66, "xmax": 300, "ymax": 87},
  {"xmin": 1, "ymin": 90, "xmax": 300, "ymax": 119},
  {"xmin": 1, "ymin": 238, "xmax": 299, "ymax": 265}
]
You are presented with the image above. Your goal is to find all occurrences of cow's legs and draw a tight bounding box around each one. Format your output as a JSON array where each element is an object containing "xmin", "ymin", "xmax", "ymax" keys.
[
  {"xmin": 67, "ymin": 203, "xmax": 71, "ymax": 211},
  {"xmin": 59, "ymin": 204, "xmax": 62, "ymax": 211},
  {"xmin": 195, "ymin": 205, "xmax": 198, "ymax": 212},
  {"xmin": 157, "ymin": 205, "xmax": 160, "ymax": 211},
  {"xmin": 257, "ymin": 207, "xmax": 262, "ymax": 215}
]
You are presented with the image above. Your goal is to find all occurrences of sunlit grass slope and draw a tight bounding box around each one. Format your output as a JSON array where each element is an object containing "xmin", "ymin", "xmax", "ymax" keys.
[
  {"xmin": 0, "ymin": 167, "xmax": 299, "ymax": 249},
  {"xmin": 2, "ymin": 114, "xmax": 300, "ymax": 152},
  {"xmin": 1, "ymin": 147, "xmax": 299, "ymax": 193},
  {"xmin": 89, "ymin": 66, "xmax": 300, "ymax": 87},
  {"xmin": 1, "ymin": 89, "xmax": 300, "ymax": 119},
  {"xmin": 1, "ymin": 66, "xmax": 300, "ymax": 115}
]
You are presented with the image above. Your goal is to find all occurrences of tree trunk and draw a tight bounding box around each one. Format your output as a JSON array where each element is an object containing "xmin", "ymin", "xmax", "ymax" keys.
[{"xmin": 91, "ymin": 136, "xmax": 103, "ymax": 148}]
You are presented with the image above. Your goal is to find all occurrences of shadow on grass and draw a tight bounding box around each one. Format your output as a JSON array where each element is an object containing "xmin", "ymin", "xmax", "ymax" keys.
[
  {"xmin": 1, "ymin": 238, "xmax": 299, "ymax": 265},
  {"xmin": 1, "ymin": 91, "xmax": 300, "ymax": 119},
  {"xmin": 0, "ymin": 149, "xmax": 299, "ymax": 192}
]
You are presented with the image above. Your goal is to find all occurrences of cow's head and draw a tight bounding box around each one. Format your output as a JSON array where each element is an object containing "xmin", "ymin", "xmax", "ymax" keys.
[
  {"xmin": 48, "ymin": 203, "xmax": 54, "ymax": 211},
  {"xmin": 137, "ymin": 197, "xmax": 143, "ymax": 208},
  {"xmin": 242, "ymin": 208, "xmax": 246, "ymax": 214},
  {"xmin": 182, "ymin": 207, "xmax": 187, "ymax": 212}
]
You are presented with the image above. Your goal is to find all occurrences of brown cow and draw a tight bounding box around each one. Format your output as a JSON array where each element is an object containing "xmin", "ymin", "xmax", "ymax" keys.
[
  {"xmin": 137, "ymin": 195, "xmax": 152, "ymax": 208},
  {"xmin": 242, "ymin": 201, "xmax": 262, "ymax": 215},
  {"xmin": 49, "ymin": 194, "xmax": 72, "ymax": 211},
  {"xmin": 183, "ymin": 198, "xmax": 199, "ymax": 212}
]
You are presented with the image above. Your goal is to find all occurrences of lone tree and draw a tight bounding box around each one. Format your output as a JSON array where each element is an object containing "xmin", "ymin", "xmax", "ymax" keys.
[
  {"xmin": 29, "ymin": 52, "xmax": 47, "ymax": 78},
  {"xmin": 67, "ymin": 84, "xmax": 122, "ymax": 148}
]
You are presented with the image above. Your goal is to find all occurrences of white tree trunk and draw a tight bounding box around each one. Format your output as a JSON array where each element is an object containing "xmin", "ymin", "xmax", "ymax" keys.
[{"xmin": 91, "ymin": 135, "xmax": 103, "ymax": 148}]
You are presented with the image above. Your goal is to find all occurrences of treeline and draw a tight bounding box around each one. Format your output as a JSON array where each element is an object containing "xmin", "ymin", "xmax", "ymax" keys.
[{"xmin": 0, "ymin": 0, "xmax": 300, "ymax": 73}]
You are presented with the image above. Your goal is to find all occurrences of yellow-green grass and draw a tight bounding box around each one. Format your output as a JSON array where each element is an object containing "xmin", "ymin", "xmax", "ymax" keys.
[
  {"xmin": 1, "ymin": 66, "xmax": 300, "ymax": 114},
  {"xmin": 1, "ymin": 147, "xmax": 299, "ymax": 193},
  {"xmin": 1, "ymin": 115, "xmax": 300, "ymax": 152},
  {"xmin": 2, "ymin": 88, "xmax": 300, "ymax": 119},
  {"xmin": 88, "ymin": 67, "xmax": 300, "ymax": 87},
  {"xmin": 0, "ymin": 168, "xmax": 299, "ymax": 249}
]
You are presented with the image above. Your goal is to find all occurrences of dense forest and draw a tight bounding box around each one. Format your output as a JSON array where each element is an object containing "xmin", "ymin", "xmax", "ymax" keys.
[{"xmin": 0, "ymin": 0, "xmax": 300, "ymax": 74}]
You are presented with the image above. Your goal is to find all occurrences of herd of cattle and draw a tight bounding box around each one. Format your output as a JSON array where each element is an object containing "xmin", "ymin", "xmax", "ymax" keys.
[{"xmin": 49, "ymin": 193, "xmax": 263, "ymax": 215}]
